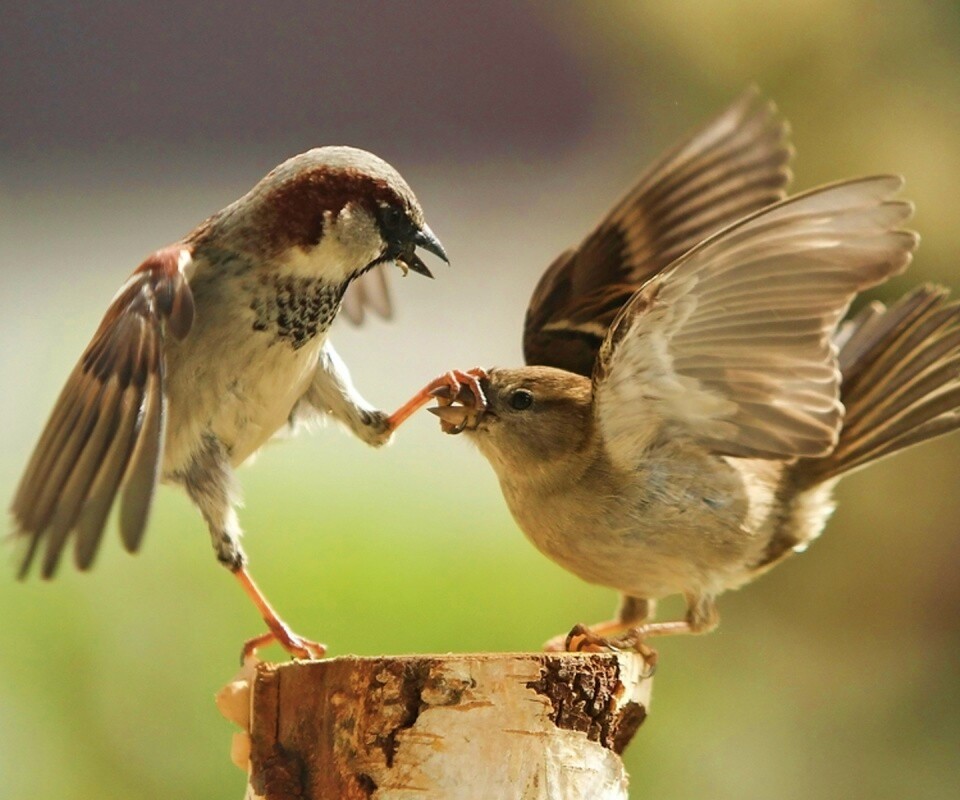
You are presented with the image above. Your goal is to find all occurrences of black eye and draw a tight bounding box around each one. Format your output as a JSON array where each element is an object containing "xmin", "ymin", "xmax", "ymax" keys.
[
  {"xmin": 380, "ymin": 205, "xmax": 405, "ymax": 234},
  {"xmin": 509, "ymin": 389, "xmax": 534, "ymax": 410}
]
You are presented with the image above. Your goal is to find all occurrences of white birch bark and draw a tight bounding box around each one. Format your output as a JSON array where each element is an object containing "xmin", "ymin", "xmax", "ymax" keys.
[{"xmin": 218, "ymin": 652, "xmax": 652, "ymax": 800}]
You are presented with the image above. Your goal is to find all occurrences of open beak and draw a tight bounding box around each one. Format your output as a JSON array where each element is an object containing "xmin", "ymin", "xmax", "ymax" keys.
[{"xmin": 397, "ymin": 224, "xmax": 448, "ymax": 278}]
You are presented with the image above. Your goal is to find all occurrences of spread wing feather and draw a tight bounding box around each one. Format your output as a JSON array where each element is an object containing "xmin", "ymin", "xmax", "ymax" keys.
[
  {"xmin": 523, "ymin": 87, "xmax": 794, "ymax": 376},
  {"xmin": 801, "ymin": 286, "xmax": 960, "ymax": 480},
  {"xmin": 10, "ymin": 247, "xmax": 193, "ymax": 577},
  {"xmin": 593, "ymin": 177, "xmax": 918, "ymax": 470}
]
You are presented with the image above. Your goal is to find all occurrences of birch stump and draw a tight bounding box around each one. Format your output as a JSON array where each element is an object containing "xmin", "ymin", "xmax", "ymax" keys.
[{"xmin": 217, "ymin": 653, "xmax": 652, "ymax": 800}]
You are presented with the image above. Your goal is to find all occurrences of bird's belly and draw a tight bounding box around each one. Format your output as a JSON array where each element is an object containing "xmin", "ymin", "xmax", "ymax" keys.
[
  {"xmin": 501, "ymin": 470, "xmax": 762, "ymax": 601},
  {"xmin": 216, "ymin": 347, "xmax": 320, "ymax": 466},
  {"xmin": 162, "ymin": 333, "xmax": 324, "ymax": 473},
  {"xmin": 514, "ymin": 501, "xmax": 712, "ymax": 599}
]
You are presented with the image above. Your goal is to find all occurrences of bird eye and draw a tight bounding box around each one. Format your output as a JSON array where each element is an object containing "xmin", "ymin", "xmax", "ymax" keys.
[
  {"xmin": 380, "ymin": 205, "xmax": 405, "ymax": 233},
  {"xmin": 509, "ymin": 389, "xmax": 534, "ymax": 411}
]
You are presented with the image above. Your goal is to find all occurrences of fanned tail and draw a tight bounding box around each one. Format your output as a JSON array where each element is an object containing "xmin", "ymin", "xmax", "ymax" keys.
[{"xmin": 797, "ymin": 284, "xmax": 960, "ymax": 486}]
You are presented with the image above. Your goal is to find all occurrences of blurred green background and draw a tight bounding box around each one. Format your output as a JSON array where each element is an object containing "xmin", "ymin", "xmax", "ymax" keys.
[{"xmin": 2, "ymin": 2, "xmax": 959, "ymax": 798}]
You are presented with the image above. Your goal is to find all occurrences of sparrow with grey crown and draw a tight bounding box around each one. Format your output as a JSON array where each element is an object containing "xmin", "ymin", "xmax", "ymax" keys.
[
  {"xmin": 419, "ymin": 90, "xmax": 960, "ymax": 658},
  {"xmin": 10, "ymin": 145, "xmax": 475, "ymax": 658}
]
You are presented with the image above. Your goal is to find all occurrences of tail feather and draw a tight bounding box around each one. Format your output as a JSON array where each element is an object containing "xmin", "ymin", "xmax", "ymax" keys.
[{"xmin": 798, "ymin": 285, "xmax": 960, "ymax": 484}]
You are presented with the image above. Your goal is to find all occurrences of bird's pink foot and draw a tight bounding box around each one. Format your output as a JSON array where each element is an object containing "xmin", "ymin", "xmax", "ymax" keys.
[
  {"xmin": 388, "ymin": 368, "xmax": 488, "ymax": 431},
  {"xmin": 241, "ymin": 625, "xmax": 327, "ymax": 663},
  {"xmin": 545, "ymin": 623, "xmax": 658, "ymax": 677},
  {"xmin": 234, "ymin": 567, "xmax": 327, "ymax": 663}
]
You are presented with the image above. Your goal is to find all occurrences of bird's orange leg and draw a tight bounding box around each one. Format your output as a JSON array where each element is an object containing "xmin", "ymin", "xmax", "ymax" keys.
[
  {"xmin": 386, "ymin": 368, "xmax": 487, "ymax": 430},
  {"xmin": 544, "ymin": 596, "xmax": 658, "ymax": 653},
  {"xmin": 553, "ymin": 621, "xmax": 690, "ymax": 678},
  {"xmin": 235, "ymin": 567, "xmax": 327, "ymax": 661},
  {"xmin": 544, "ymin": 618, "xmax": 641, "ymax": 652},
  {"xmin": 546, "ymin": 596, "xmax": 713, "ymax": 677},
  {"xmin": 547, "ymin": 594, "xmax": 695, "ymax": 677},
  {"xmin": 556, "ymin": 620, "xmax": 703, "ymax": 678}
]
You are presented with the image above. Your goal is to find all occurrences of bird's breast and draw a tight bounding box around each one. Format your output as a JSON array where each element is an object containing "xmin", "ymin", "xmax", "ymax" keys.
[
  {"xmin": 161, "ymin": 259, "xmax": 339, "ymax": 473},
  {"xmin": 247, "ymin": 272, "xmax": 345, "ymax": 351}
]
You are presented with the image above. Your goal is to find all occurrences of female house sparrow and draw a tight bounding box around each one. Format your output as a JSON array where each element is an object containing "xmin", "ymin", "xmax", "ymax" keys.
[
  {"xmin": 419, "ymin": 93, "xmax": 957, "ymax": 657},
  {"xmin": 10, "ymin": 146, "xmax": 453, "ymax": 658}
]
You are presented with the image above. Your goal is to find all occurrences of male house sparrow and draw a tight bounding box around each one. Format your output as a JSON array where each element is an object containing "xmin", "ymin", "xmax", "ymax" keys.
[
  {"xmin": 10, "ymin": 146, "xmax": 458, "ymax": 658},
  {"xmin": 419, "ymin": 92, "xmax": 960, "ymax": 656}
]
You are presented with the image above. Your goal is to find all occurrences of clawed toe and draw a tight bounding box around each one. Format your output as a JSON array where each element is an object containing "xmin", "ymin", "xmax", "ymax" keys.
[
  {"xmin": 285, "ymin": 634, "xmax": 327, "ymax": 660},
  {"xmin": 544, "ymin": 623, "xmax": 658, "ymax": 677},
  {"xmin": 613, "ymin": 633, "xmax": 658, "ymax": 677},
  {"xmin": 566, "ymin": 623, "xmax": 617, "ymax": 653},
  {"xmin": 240, "ymin": 627, "xmax": 328, "ymax": 663},
  {"xmin": 544, "ymin": 623, "xmax": 625, "ymax": 653}
]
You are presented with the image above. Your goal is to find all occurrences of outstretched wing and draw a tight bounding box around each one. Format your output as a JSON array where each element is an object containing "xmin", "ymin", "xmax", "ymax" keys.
[
  {"xmin": 592, "ymin": 177, "xmax": 918, "ymax": 471},
  {"xmin": 523, "ymin": 87, "xmax": 793, "ymax": 377},
  {"xmin": 11, "ymin": 246, "xmax": 195, "ymax": 577}
]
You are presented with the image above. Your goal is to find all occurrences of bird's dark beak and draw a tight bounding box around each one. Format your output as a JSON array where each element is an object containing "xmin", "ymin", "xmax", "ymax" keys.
[
  {"xmin": 414, "ymin": 224, "xmax": 448, "ymax": 263},
  {"xmin": 397, "ymin": 224, "xmax": 448, "ymax": 279}
]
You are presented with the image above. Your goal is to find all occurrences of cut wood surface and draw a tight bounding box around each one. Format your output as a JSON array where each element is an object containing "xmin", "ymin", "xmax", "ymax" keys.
[{"xmin": 217, "ymin": 652, "xmax": 653, "ymax": 800}]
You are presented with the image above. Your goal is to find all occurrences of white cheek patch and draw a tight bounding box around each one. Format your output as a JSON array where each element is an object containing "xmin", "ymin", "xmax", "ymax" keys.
[{"xmin": 276, "ymin": 207, "xmax": 385, "ymax": 283}]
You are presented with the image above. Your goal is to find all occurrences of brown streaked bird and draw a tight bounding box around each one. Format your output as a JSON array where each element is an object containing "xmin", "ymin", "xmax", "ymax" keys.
[
  {"xmin": 409, "ymin": 92, "xmax": 956, "ymax": 660},
  {"xmin": 9, "ymin": 146, "xmax": 465, "ymax": 659}
]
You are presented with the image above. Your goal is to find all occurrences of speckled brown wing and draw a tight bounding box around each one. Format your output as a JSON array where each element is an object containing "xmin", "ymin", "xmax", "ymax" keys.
[
  {"xmin": 523, "ymin": 87, "xmax": 793, "ymax": 377},
  {"xmin": 11, "ymin": 247, "xmax": 194, "ymax": 578},
  {"xmin": 592, "ymin": 177, "xmax": 917, "ymax": 470}
]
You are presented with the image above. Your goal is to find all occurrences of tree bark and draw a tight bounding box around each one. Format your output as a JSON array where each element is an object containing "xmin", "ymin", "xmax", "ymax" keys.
[{"xmin": 217, "ymin": 652, "xmax": 652, "ymax": 800}]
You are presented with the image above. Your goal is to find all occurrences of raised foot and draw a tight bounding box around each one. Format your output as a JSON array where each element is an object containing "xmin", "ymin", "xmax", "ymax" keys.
[
  {"xmin": 426, "ymin": 367, "xmax": 488, "ymax": 406},
  {"xmin": 387, "ymin": 367, "xmax": 489, "ymax": 432},
  {"xmin": 428, "ymin": 368, "xmax": 489, "ymax": 433}
]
